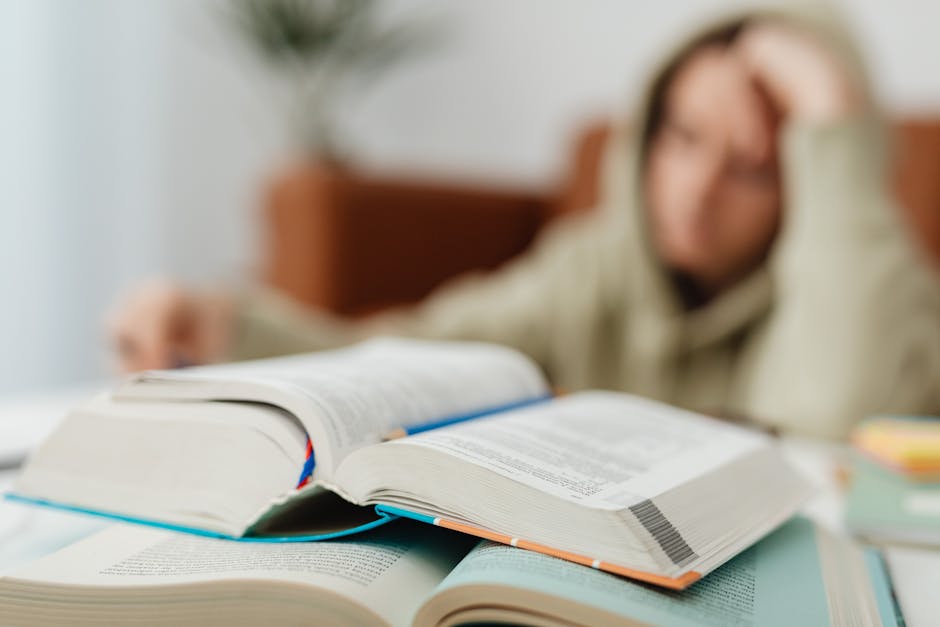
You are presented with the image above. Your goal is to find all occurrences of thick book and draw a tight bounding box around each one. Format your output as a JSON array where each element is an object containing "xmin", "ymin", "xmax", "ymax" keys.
[
  {"xmin": 10, "ymin": 337, "xmax": 811, "ymax": 589},
  {"xmin": 0, "ymin": 517, "xmax": 901, "ymax": 626}
]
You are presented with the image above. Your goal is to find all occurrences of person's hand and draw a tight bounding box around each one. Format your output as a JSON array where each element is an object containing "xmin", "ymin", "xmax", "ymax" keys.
[
  {"xmin": 736, "ymin": 21, "xmax": 861, "ymax": 124},
  {"xmin": 107, "ymin": 279, "xmax": 234, "ymax": 373}
]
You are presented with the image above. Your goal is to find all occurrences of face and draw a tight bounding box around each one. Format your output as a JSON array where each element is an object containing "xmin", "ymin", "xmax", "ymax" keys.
[{"xmin": 645, "ymin": 45, "xmax": 781, "ymax": 294}]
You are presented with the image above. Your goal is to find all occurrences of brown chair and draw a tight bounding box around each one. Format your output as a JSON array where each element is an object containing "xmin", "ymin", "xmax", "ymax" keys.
[
  {"xmin": 893, "ymin": 121, "xmax": 940, "ymax": 262},
  {"xmin": 264, "ymin": 119, "xmax": 940, "ymax": 314},
  {"xmin": 264, "ymin": 166, "xmax": 555, "ymax": 315}
]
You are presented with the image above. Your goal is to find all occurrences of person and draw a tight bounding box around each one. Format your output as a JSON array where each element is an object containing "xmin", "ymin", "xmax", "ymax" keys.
[{"xmin": 109, "ymin": 8, "xmax": 940, "ymax": 439}]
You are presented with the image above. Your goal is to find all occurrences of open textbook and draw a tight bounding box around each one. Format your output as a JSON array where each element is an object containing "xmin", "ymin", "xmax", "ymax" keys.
[
  {"xmin": 0, "ymin": 518, "xmax": 901, "ymax": 627},
  {"xmin": 10, "ymin": 338, "xmax": 811, "ymax": 589}
]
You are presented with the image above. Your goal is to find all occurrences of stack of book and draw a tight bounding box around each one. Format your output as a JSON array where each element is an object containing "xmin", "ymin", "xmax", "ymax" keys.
[
  {"xmin": 847, "ymin": 416, "xmax": 940, "ymax": 547},
  {"xmin": 0, "ymin": 338, "xmax": 903, "ymax": 626}
]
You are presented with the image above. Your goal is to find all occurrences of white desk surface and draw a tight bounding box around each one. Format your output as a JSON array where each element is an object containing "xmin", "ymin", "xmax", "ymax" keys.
[
  {"xmin": 0, "ymin": 392, "xmax": 938, "ymax": 625},
  {"xmin": 0, "ymin": 383, "xmax": 106, "ymax": 469}
]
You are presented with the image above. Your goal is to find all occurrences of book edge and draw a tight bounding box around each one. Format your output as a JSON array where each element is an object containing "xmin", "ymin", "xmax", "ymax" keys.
[
  {"xmin": 4, "ymin": 492, "xmax": 398, "ymax": 543},
  {"xmin": 373, "ymin": 504, "xmax": 701, "ymax": 590},
  {"xmin": 864, "ymin": 549, "xmax": 904, "ymax": 627}
]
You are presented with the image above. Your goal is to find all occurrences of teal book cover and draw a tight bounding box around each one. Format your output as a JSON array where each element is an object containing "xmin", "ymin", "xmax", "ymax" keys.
[
  {"xmin": 429, "ymin": 516, "xmax": 901, "ymax": 627},
  {"xmin": 846, "ymin": 458, "xmax": 940, "ymax": 545}
]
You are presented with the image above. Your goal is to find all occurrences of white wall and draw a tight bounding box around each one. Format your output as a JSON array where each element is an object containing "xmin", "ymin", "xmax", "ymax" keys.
[
  {"xmin": 0, "ymin": 0, "xmax": 937, "ymax": 395},
  {"xmin": 347, "ymin": 0, "xmax": 940, "ymax": 184}
]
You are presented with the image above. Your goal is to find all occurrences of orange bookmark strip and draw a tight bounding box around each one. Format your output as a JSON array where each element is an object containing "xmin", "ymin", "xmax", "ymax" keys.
[{"xmin": 435, "ymin": 519, "xmax": 701, "ymax": 590}]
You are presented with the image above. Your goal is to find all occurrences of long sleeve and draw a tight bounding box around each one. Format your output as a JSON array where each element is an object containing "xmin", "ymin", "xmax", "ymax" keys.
[
  {"xmin": 228, "ymin": 211, "xmax": 623, "ymax": 385},
  {"xmin": 734, "ymin": 115, "xmax": 940, "ymax": 438}
]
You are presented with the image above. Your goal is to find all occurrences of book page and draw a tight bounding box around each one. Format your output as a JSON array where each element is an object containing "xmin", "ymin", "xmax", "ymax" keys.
[
  {"xmin": 883, "ymin": 545, "xmax": 940, "ymax": 627},
  {"xmin": 393, "ymin": 391, "xmax": 766, "ymax": 509},
  {"xmin": 816, "ymin": 526, "xmax": 890, "ymax": 627},
  {"xmin": 2, "ymin": 522, "xmax": 474, "ymax": 627},
  {"xmin": 426, "ymin": 518, "xmax": 829, "ymax": 627},
  {"xmin": 123, "ymin": 338, "xmax": 548, "ymax": 474}
]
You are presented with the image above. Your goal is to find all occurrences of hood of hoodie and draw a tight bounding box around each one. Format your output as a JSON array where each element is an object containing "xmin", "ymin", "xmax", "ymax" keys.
[{"xmin": 593, "ymin": 0, "xmax": 883, "ymax": 342}]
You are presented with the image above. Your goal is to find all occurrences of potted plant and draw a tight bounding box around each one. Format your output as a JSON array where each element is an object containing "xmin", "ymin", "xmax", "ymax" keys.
[
  {"xmin": 225, "ymin": 0, "xmax": 445, "ymax": 309},
  {"xmin": 227, "ymin": 0, "xmax": 433, "ymax": 164}
]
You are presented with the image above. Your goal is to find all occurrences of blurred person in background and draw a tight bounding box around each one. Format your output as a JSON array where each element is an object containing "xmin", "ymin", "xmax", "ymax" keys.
[{"xmin": 109, "ymin": 6, "xmax": 940, "ymax": 439}]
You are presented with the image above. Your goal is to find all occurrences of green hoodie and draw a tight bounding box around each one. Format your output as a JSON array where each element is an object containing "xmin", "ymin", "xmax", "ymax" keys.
[{"xmin": 229, "ymin": 4, "xmax": 940, "ymax": 438}]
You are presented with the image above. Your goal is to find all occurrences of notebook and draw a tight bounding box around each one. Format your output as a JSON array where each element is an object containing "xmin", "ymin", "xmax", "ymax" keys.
[
  {"xmin": 845, "ymin": 458, "xmax": 940, "ymax": 547},
  {"xmin": 852, "ymin": 416, "xmax": 940, "ymax": 479}
]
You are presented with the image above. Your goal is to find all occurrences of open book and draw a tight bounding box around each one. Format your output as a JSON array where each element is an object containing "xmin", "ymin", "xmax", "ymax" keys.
[
  {"xmin": 0, "ymin": 518, "xmax": 901, "ymax": 626},
  {"xmin": 10, "ymin": 338, "xmax": 811, "ymax": 589}
]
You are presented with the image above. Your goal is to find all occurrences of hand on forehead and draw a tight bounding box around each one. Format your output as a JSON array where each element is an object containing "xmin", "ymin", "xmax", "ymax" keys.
[
  {"xmin": 715, "ymin": 49, "xmax": 778, "ymax": 166},
  {"xmin": 670, "ymin": 44, "xmax": 779, "ymax": 168}
]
